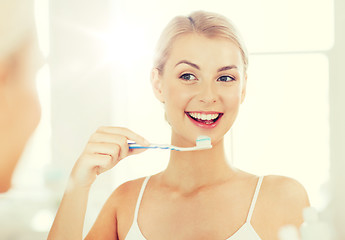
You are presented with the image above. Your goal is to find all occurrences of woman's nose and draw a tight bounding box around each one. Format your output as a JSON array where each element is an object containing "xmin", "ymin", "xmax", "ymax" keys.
[{"xmin": 197, "ymin": 81, "xmax": 218, "ymax": 104}]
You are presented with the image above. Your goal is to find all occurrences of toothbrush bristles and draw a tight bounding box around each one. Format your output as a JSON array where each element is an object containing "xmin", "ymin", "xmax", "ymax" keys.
[{"xmin": 195, "ymin": 135, "xmax": 212, "ymax": 148}]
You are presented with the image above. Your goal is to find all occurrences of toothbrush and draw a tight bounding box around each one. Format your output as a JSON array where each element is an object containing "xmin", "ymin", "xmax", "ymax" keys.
[{"xmin": 128, "ymin": 135, "xmax": 212, "ymax": 151}]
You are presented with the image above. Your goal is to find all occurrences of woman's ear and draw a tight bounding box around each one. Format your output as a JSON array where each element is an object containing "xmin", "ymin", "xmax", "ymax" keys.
[
  {"xmin": 240, "ymin": 73, "xmax": 247, "ymax": 104},
  {"xmin": 151, "ymin": 68, "xmax": 165, "ymax": 103}
]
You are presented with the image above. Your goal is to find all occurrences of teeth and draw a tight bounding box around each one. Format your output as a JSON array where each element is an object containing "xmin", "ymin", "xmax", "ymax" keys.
[{"xmin": 188, "ymin": 112, "xmax": 219, "ymax": 120}]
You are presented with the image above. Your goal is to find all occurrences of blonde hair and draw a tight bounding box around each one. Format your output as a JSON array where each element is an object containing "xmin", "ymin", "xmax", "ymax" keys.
[
  {"xmin": 0, "ymin": 0, "xmax": 34, "ymax": 60},
  {"xmin": 153, "ymin": 11, "xmax": 248, "ymax": 73}
]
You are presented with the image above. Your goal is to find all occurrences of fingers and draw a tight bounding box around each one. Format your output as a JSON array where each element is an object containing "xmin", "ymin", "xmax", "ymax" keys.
[
  {"xmin": 95, "ymin": 126, "xmax": 149, "ymax": 146},
  {"xmin": 86, "ymin": 126, "xmax": 150, "ymax": 163},
  {"xmin": 82, "ymin": 153, "xmax": 114, "ymax": 171},
  {"xmin": 86, "ymin": 142, "xmax": 120, "ymax": 158},
  {"xmin": 86, "ymin": 140, "xmax": 126, "ymax": 161},
  {"xmin": 72, "ymin": 126, "xmax": 149, "ymax": 188},
  {"xmin": 89, "ymin": 127, "xmax": 149, "ymax": 160},
  {"xmin": 89, "ymin": 153, "xmax": 116, "ymax": 175}
]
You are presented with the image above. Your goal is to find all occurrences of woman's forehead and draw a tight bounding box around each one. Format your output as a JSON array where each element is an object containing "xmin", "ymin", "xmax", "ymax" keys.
[{"xmin": 166, "ymin": 33, "xmax": 244, "ymax": 71}]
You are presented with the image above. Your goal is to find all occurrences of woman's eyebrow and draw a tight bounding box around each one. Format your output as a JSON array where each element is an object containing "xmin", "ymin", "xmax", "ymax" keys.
[
  {"xmin": 217, "ymin": 65, "xmax": 238, "ymax": 72},
  {"xmin": 175, "ymin": 60, "xmax": 200, "ymax": 70},
  {"xmin": 175, "ymin": 61, "xmax": 238, "ymax": 72}
]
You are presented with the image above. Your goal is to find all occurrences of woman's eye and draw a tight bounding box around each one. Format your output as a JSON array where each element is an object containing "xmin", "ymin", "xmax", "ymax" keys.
[
  {"xmin": 180, "ymin": 73, "xmax": 197, "ymax": 81},
  {"xmin": 218, "ymin": 76, "xmax": 235, "ymax": 82}
]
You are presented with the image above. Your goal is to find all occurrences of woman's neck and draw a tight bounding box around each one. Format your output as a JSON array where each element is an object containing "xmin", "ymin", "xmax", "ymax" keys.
[{"xmin": 160, "ymin": 137, "xmax": 237, "ymax": 194}]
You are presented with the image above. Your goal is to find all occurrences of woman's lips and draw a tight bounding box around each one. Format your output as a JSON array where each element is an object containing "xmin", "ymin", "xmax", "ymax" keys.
[{"xmin": 185, "ymin": 112, "xmax": 223, "ymax": 129}]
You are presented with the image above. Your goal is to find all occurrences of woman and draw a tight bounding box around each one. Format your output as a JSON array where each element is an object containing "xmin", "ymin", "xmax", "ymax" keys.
[
  {"xmin": 48, "ymin": 11, "xmax": 309, "ymax": 240},
  {"xmin": 0, "ymin": 0, "xmax": 42, "ymax": 193}
]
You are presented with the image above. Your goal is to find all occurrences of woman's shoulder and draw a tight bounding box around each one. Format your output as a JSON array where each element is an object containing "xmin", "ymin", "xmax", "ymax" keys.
[
  {"xmin": 109, "ymin": 176, "xmax": 148, "ymax": 206},
  {"xmin": 262, "ymin": 175, "xmax": 309, "ymax": 203},
  {"xmin": 236, "ymin": 171, "xmax": 309, "ymax": 204},
  {"xmin": 259, "ymin": 175, "xmax": 310, "ymax": 223},
  {"xmin": 85, "ymin": 177, "xmax": 151, "ymax": 239}
]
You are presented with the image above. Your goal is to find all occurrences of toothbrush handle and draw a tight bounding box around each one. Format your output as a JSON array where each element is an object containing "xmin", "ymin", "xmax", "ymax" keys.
[
  {"xmin": 128, "ymin": 143, "xmax": 155, "ymax": 149},
  {"xmin": 128, "ymin": 143, "xmax": 177, "ymax": 150}
]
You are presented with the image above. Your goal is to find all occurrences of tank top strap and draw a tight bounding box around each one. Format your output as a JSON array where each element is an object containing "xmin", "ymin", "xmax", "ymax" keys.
[
  {"xmin": 133, "ymin": 175, "xmax": 151, "ymax": 221},
  {"xmin": 246, "ymin": 176, "xmax": 264, "ymax": 223}
]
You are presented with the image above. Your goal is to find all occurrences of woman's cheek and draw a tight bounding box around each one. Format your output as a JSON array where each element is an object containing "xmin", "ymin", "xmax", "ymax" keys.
[
  {"xmin": 163, "ymin": 84, "xmax": 192, "ymax": 126},
  {"xmin": 164, "ymin": 83, "xmax": 192, "ymax": 107},
  {"xmin": 222, "ymin": 88, "xmax": 241, "ymax": 108}
]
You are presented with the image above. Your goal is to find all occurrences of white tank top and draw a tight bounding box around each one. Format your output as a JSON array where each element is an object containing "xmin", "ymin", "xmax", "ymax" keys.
[{"xmin": 124, "ymin": 176, "xmax": 264, "ymax": 240}]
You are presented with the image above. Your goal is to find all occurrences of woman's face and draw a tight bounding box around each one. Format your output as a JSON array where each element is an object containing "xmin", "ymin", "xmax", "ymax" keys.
[{"xmin": 152, "ymin": 33, "xmax": 246, "ymax": 146}]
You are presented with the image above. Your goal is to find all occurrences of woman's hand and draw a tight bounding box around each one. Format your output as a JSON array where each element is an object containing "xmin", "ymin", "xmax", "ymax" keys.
[
  {"xmin": 48, "ymin": 126, "xmax": 149, "ymax": 240},
  {"xmin": 69, "ymin": 126, "xmax": 149, "ymax": 189}
]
